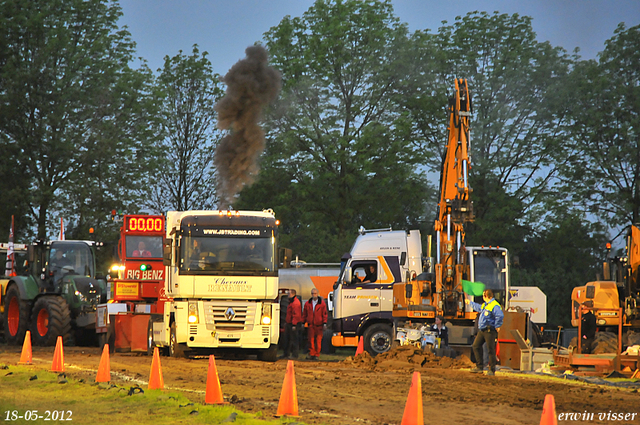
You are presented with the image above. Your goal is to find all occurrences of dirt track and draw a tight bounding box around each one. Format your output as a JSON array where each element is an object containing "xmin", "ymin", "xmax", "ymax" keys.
[{"xmin": 1, "ymin": 345, "xmax": 639, "ymax": 425}]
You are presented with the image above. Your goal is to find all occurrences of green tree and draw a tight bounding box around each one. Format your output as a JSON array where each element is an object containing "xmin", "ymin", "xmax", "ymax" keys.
[
  {"xmin": 0, "ymin": 137, "xmax": 32, "ymax": 242},
  {"xmin": 562, "ymin": 24, "xmax": 640, "ymax": 233},
  {"xmin": 0, "ymin": 0, "xmax": 160, "ymax": 240},
  {"xmin": 237, "ymin": 0, "xmax": 434, "ymax": 261},
  {"xmin": 404, "ymin": 12, "xmax": 573, "ymax": 251},
  {"xmin": 146, "ymin": 46, "xmax": 224, "ymax": 212}
]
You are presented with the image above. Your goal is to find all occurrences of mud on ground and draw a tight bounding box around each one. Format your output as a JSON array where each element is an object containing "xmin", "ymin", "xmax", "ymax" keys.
[{"xmin": 0, "ymin": 345, "xmax": 639, "ymax": 425}]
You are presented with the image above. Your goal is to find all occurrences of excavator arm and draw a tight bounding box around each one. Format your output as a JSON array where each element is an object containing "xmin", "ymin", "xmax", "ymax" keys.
[{"xmin": 432, "ymin": 79, "xmax": 475, "ymax": 318}]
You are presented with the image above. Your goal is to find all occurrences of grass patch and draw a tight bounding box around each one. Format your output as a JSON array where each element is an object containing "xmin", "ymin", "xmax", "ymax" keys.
[{"xmin": 0, "ymin": 365, "xmax": 306, "ymax": 425}]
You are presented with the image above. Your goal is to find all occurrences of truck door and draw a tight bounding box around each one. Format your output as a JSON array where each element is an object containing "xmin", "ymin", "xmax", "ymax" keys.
[{"xmin": 336, "ymin": 260, "xmax": 383, "ymax": 335}]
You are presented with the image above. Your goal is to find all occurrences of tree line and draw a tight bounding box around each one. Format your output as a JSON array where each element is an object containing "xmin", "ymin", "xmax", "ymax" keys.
[{"xmin": 1, "ymin": 0, "xmax": 638, "ymax": 326}]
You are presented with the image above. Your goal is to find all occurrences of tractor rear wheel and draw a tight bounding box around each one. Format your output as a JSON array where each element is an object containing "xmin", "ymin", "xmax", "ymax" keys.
[
  {"xmin": 3, "ymin": 285, "xmax": 31, "ymax": 345},
  {"xmin": 30, "ymin": 296, "xmax": 72, "ymax": 346}
]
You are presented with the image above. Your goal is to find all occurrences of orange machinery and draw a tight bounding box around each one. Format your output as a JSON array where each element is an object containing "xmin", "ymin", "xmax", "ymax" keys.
[
  {"xmin": 393, "ymin": 78, "xmax": 477, "ymax": 323},
  {"xmin": 96, "ymin": 214, "xmax": 168, "ymax": 352},
  {"xmin": 571, "ymin": 224, "xmax": 640, "ymax": 332}
]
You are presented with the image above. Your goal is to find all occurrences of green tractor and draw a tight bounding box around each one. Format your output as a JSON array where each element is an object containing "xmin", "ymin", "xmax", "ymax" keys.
[{"xmin": 2, "ymin": 240, "xmax": 108, "ymax": 346}]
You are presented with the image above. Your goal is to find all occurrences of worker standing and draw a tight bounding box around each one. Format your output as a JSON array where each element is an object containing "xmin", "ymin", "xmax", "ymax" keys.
[
  {"xmin": 283, "ymin": 289, "xmax": 303, "ymax": 359},
  {"xmin": 466, "ymin": 289, "xmax": 504, "ymax": 376},
  {"xmin": 303, "ymin": 288, "xmax": 327, "ymax": 360},
  {"xmin": 580, "ymin": 301, "xmax": 597, "ymax": 354}
]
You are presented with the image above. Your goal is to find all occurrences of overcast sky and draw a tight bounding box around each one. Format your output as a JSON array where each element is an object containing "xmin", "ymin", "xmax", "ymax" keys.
[{"xmin": 117, "ymin": 0, "xmax": 640, "ymax": 75}]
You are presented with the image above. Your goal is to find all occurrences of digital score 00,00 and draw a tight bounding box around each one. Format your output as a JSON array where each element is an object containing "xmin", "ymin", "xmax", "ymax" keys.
[
  {"xmin": 127, "ymin": 216, "xmax": 163, "ymax": 233},
  {"xmin": 4, "ymin": 410, "xmax": 72, "ymax": 421}
]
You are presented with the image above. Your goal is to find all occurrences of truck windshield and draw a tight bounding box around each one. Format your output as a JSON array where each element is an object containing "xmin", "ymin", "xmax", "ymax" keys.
[
  {"xmin": 48, "ymin": 242, "xmax": 95, "ymax": 280},
  {"xmin": 179, "ymin": 235, "xmax": 275, "ymax": 275},
  {"xmin": 126, "ymin": 236, "xmax": 163, "ymax": 259}
]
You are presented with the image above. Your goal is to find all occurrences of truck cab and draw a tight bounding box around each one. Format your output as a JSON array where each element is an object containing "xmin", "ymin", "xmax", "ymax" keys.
[
  {"xmin": 154, "ymin": 210, "xmax": 280, "ymax": 361},
  {"xmin": 331, "ymin": 228, "xmax": 422, "ymax": 355},
  {"xmin": 331, "ymin": 227, "xmax": 511, "ymax": 355}
]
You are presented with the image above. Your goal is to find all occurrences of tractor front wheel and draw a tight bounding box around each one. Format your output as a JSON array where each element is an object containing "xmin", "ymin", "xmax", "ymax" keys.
[{"xmin": 30, "ymin": 296, "xmax": 72, "ymax": 346}]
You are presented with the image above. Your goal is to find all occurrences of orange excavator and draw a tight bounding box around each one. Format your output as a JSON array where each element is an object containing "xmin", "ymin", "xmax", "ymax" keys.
[
  {"xmin": 431, "ymin": 78, "xmax": 477, "ymax": 320},
  {"xmin": 393, "ymin": 79, "xmax": 510, "ymax": 338},
  {"xmin": 571, "ymin": 224, "xmax": 640, "ymax": 337}
]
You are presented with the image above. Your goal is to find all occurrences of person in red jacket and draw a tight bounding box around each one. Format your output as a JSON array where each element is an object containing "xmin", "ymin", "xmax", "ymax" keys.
[
  {"xmin": 284, "ymin": 288, "xmax": 303, "ymax": 359},
  {"xmin": 303, "ymin": 288, "xmax": 327, "ymax": 360}
]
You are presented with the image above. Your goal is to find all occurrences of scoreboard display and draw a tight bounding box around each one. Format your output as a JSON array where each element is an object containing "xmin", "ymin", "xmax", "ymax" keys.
[{"xmin": 126, "ymin": 215, "xmax": 164, "ymax": 233}]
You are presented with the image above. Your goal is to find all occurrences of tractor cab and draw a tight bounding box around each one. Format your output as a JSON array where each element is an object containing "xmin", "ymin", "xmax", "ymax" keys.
[{"xmin": 28, "ymin": 241, "xmax": 101, "ymax": 289}]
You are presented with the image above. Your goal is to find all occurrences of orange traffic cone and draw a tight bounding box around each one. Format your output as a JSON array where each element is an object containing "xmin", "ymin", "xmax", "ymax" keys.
[
  {"xmin": 205, "ymin": 355, "xmax": 227, "ymax": 404},
  {"xmin": 148, "ymin": 346, "xmax": 164, "ymax": 390},
  {"xmin": 631, "ymin": 369, "xmax": 640, "ymax": 379},
  {"xmin": 95, "ymin": 344, "xmax": 111, "ymax": 383},
  {"xmin": 276, "ymin": 360, "xmax": 299, "ymax": 417},
  {"xmin": 51, "ymin": 336, "xmax": 65, "ymax": 372},
  {"xmin": 401, "ymin": 371, "xmax": 424, "ymax": 425},
  {"xmin": 539, "ymin": 394, "xmax": 557, "ymax": 425},
  {"xmin": 19, "ymin": 330, "xmax": 33, "ymax": 365},
  {"xmin": 355, "ymin": 336, "xmax": 364, "ymax": 356}
]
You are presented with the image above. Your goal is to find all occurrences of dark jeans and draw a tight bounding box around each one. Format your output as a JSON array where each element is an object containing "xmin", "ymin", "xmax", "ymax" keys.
[
  {"xmin": 473, "ymin": 328, "xmax": 498, "ymax": 371},
  {"xmin": 581, "ymin": 337, "xmax": 594, "ymax": 354},
  {"xmin": 284, "ymin": 323, "xmax": 301, "ymax": 358}
]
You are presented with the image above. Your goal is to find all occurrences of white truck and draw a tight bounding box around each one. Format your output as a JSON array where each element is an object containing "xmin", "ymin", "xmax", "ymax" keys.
[
  {"xmin": 152, "ymin": 210, "xmax": 280, "ymax": 361},
  {"xmin": 330, "ymin": 227, "xmax": 510, "ymax": 356}
]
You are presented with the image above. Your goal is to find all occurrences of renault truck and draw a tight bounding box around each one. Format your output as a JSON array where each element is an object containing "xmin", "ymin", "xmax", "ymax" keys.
[{"xmin": 152, "ymin": 209, "xmax": 280, "ymax": 361}]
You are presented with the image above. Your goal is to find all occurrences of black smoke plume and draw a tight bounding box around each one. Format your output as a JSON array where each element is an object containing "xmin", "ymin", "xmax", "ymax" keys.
[{"xmin": 214, "ymin": 45, "xmax": 281, "ymax": 209}]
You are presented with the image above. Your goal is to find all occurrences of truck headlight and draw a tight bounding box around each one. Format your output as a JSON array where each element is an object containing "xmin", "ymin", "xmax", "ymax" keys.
[
  {"xmin": 261, "ymin": 304, "xmax": 272, "ymax": 325},
  {"xmin": 188, "ymin": 302, "xmax": 199, "ymax": 324}
]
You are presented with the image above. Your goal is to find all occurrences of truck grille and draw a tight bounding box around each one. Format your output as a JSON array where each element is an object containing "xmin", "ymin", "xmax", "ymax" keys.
[{"xmin": 204, "ymin": 302, "xmax": 257, "ymax": 332}]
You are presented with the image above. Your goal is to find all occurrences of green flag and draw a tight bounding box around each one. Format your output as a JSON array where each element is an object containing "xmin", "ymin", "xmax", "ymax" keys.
[{"xmin": 462, "ymin": 279, "xmax": 485, "ymax": 296}]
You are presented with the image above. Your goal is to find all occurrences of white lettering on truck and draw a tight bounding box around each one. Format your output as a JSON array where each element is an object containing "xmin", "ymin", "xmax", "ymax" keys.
[
  {"xmin": 127, "ymin": 269, "xmax": 164, "ymax": 280},
  {"xmin": 203, "ymin": 229, "xmax": 260, "ymax": 236}
]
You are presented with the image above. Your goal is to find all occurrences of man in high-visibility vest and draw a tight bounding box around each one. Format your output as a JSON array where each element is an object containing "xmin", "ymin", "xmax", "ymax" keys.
[{"xmin": 466, "ymin": 289, "xmax": 504, "ymax": 376}]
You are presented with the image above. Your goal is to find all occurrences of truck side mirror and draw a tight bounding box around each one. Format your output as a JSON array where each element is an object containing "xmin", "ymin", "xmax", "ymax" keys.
[
  {"xmin": 400, "ymin": 252, "xmax": 406, "ymax": 266},
  {"xmin": 405, "ymin": 283, "xmax": 413, "ymax": 299},
  {"xmin": 163, "ymin": 238, "xmax": 172, "ymax": 266},
  {"xmin": 344, "ymin": 266, "xmax": 353, "ymax": 285}
]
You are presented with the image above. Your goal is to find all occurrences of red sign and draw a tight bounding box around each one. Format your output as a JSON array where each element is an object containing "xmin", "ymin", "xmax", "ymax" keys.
[
  {"xmin": 125, "ymin": 266, "xmax": 164, "ymax": 281},
  {"xmin": 126, "ymin": 215, "xmax": 164, "ymax": 233}
]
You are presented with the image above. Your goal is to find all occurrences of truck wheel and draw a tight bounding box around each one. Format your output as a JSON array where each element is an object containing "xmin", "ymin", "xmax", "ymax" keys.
[
  {"xmin": 30, "ymin": 296, "xmax": 72, "ymax": 346},
  {"xmin": 258, "ymin": 344, "xmax": 278, "ymax": 362},
  {"xmin": 363, "ymin": 323, "xmax": 393, "ymax": 356},
  {"xmin": 169, "ymin": 322, "xmax": 185, "ymax": 358},
  {"xmin": 3, "ymin": 285, "xmax": 30, "ymax": 345}
]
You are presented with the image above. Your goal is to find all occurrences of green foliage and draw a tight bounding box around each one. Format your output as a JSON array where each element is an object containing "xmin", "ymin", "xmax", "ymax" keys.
[
  {"xmin": 237, "ymin": 0, "xmax": 434, "ymax": 261},
  {"xmin": 465, "ymin": 173, "xmax": 529, "ymax": 255},
  {"xmin": 0, "ymin": 0, "xmax": 162, "ymax": 242},
  {"xmin": 562, "ymin": 24, "xmax": 640, "ymax": 230},
  {"xmin": 148, "ymin": 45, "xmax": 225, "ymax": 212},
  {"xmin": 0, "ymin": 139, "xmax": 32, "ymax": 241}
]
